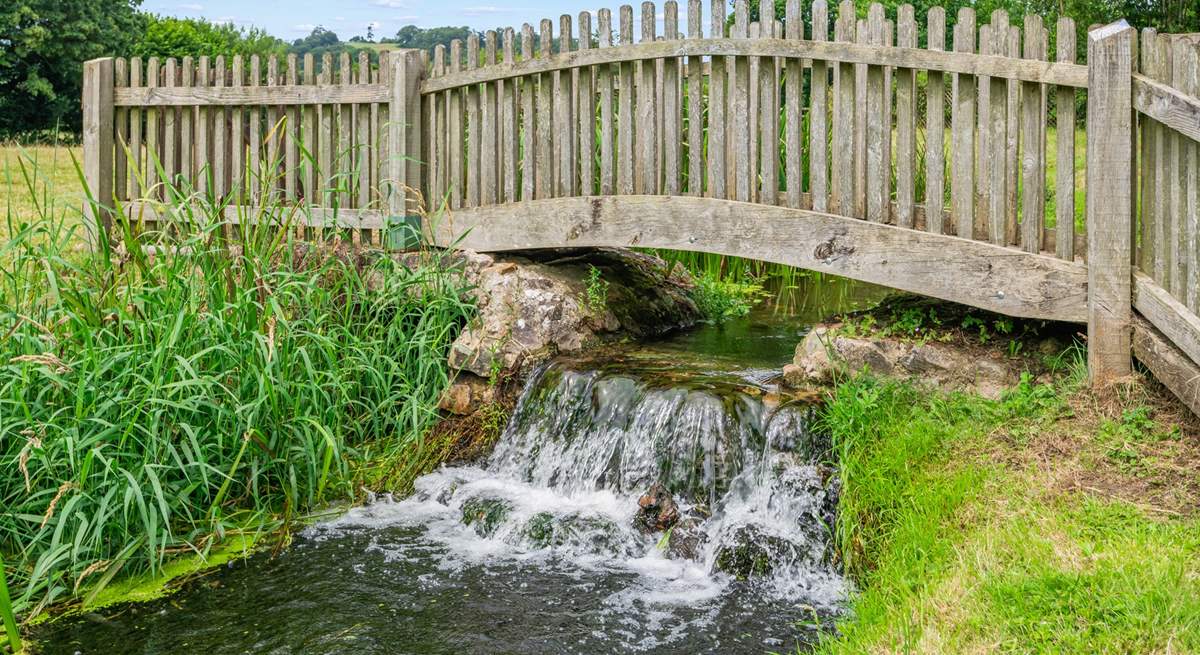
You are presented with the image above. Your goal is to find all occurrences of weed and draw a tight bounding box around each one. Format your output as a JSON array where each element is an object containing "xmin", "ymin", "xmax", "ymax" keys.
[{"xmin": 584, "ymin": 265, "xmax": 609, "ymax": 315}]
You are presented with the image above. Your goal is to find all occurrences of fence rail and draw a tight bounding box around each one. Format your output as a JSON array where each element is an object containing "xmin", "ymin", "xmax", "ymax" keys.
[{"xmin": 80, "ymin": 0, "xmax": 1200, "ymax": 410}]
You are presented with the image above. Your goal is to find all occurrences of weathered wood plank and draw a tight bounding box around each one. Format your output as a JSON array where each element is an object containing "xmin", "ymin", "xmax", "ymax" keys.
[
  {"xmin": 637, "ymin": 2, "xmax": 658, "ymax": 194},
  {"xmin": 597, "ymin": 12, "xmax": 615, "ymax": 195},
  {"xmin": 318, "ymin": 54, "xmax": 332, "ymax": 206},
  {"xmin": 146, "ymin": 57, "xmax": 161, "ymax": 199},
  {"xmin": 986, "ymin": 14, "xmax": 1009, "ymax": 245},
  {"xmin": 784, "ymin": 0, "xmax": 801, "ymax": 208},
  {"xmin": 449, "ymin": 40, "xmax": 464, "ymax": 208},
  {"xmin": 1132, "ymin": 316, "xmax": 1200, "ymax": 419},
  {"xmin": 1056, "ymin": 18, "xmax": 1076, "ymax": 260},
  {"xmin": 1134, "ymin": 272, "xmax": 1200, "ymax": 369},
  {"xmin": 1167, "ymin": 39, "xmax": 1188, "ymax": 301},
  {"xmin": 356, "ymin": 52, "xmax": 371, "ymax": 216},
  {"xmin": 501, "ymin": 30, "xmax": 518, "ymax": 203},
  {"xmin": 538, "ymin": 20, "xmax": 555, "ymax": 199},
  {"xmin": 1138, "ymin": 29, "xmax": 1157, "ymax": 276},
  {"xmin": 116, "ymin": 84, "xmax": 391, "ymax": 106},
  {"xmin": 732, "ymin": 0, "xmax": 751, "ymax": 202},
  {"xmin": 663, "ymin": 1, "xmax": 681, "ymax": 196},
  {"xmin": 284, "ymin": 54, "xmax": 298, "ymax": 202},
  {"xmin": 707, "ymin": 0, "xmax": 727, "ymax": 199},
  {"xmin": 1020, "ymin": 16, "xmax": 1047, "ymax": 253},
  {"xmin": 864, "ymin": 6, "xmax": 886, "ymax": 222},
  {"xmin": 82, "ymin": 58, "xmax": 114, "ymax": 249},
  {"xmin": 1132, "ymin": 74, "xmax": 1200, "ymax": 144},
  {"xmin": 211, "ymin": 56, "xmax": 226, "ymax": 202},
  {"xmin": 418, "ymin": 36, "xmax": 1092, "ymax": 94},
  {"xmin": 389, "ymin": 49, "xmax": 423, "ymax": 217},
  {"xmin": 114, "ymin": 58, "xmax": 129, "ymax": 203},
  {"xmin": 127, "ymin": 201, "xmax": 388, "ymax": 229},
  {"xmin": 1005, "ymin": 25, "xmax": 1020, "ymax": 245},
  {"xmin": 853, "ymin": 17, "xmax": 867, "ymax": 219},
  {"xmin": 432, "ymin": 195, "xmax": 1089, "ymax": 322},
  {"xmin": 1085, "ymin": 21, "xmax": 1136, "ymax": 383},
  {"xmin": 925, "ymin": 7, "xmax": 946, "ymax": 233},
  {"xmin": 895, "ymin": 5, "xmax": 916, "ymax": 228},
  {"xmin": 481, "ymin": 31, "xmax": 499, "ymax": 205},
  {"xmin": 1186, "ymin": 45, "xmax": 1200, "ymax": 313},
  {"xmin": 267, "ymin": 55, "xmax": 281, "ymax": 203},
  {"xmin": 163, "ymin": 58, "xmax": 179, "ymax": 189},
  {"xmin": 180, "ymin": 57, "xmax": 194, "ymax": 188},
  {"xmin": 558, "ymin": 15, "xmax": 576, "ymax": 197},
  {"xmin": 521, "ymin": 26, "xmax": 536, "ymax": 201},
  {"xmin": 951, "ymin": 9, "xmax": 976, "ymax": 239},
  {"xmin": 466, "ymin": 35, "xmax": 481, "ymax": 207},
  {"xmin": 617, "ymin": 6, "xmax": 635, "ymax": 195},
  {"xmin": 336, "ymin": 53, "xmax": 353, "ymax": 210},
  {"xmin": 129, "ymin": 57, "xmax": 144, "ymax": 200},
  {"xmin": 687, "ymin": 0, "xmax": 704, "ymax": 196},
  {"xmin": 758, "ymin": 1, "xmax": 778, "ymax": 206},
  {"xmin": 247, "ymin": 56, "xmax": 261, "ymax": 201},
  {"xmin": 1152, "ymin": 35, "xmax": 1171, "ymax": 287},
  {"xmin": 809, "ymin": 0, "xmax": 829, "ymax": 212},
  {"xmin": 578, "ymin": 12, "xmax": 596, "ymax": 196},
  {"xmin": 831, "ymin": 2, "xmax": 855, "ymax": 215}
]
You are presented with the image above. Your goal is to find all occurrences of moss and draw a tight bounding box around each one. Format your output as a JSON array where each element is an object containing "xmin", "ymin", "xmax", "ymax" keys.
[{"xmin": 460, "ymin": 498, "xmax": 512, "ymax": 538}]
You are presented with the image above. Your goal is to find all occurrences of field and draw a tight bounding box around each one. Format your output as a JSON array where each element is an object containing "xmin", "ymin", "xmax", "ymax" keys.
[{"xmin": 0, "ymin": 146, "xmax": 83, "ymax": 239}]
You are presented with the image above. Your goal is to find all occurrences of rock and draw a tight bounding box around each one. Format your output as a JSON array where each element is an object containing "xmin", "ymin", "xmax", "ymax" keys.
[
  {"xmin": 636, "ymin": 482, "xmax": 681, "ymax": 533},
  {"xmin": 713, "ymin": 525, "xmax": 805, "ymax": 580},
  {"xmin": 787, "ymin": 326, "xmax": 1020, "ymax": 400},
  {"xmin": 438, "ymin": 374, "xmax": 496, "ymax": 416},
  {"xmin": 460, "ymin": 497, "xmax": 512, "ymax": 538},
  {"xmin": 663, "ymin": 514, "xmax": 708, "ymax": 561},
  {"xmin": 438, "ymin": 248, "xmax": 701, "ymax": 379}
]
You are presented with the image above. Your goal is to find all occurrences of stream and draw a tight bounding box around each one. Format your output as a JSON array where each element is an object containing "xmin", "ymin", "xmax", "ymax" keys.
[{"xmin": 38, "ymin": 276, "xmax": 887, "ymax": 655}]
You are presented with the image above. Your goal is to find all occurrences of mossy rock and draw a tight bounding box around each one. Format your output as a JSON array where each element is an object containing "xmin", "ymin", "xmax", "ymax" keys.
[
  {"xmin": 713, "ymin": 525, "xmax": 802, "ymax": 580},
  {"xmin": 460, "ymin": 497, "xmax": 513, "ymax": 538}
]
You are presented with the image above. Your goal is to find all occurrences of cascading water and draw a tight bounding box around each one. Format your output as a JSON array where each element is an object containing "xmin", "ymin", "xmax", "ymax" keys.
[{"xmin": 39, "ymin": 281, "xmax": 889, "ymax": 655}]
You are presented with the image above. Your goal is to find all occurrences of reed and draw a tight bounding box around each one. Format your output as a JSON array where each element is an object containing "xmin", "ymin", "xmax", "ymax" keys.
[{"xmin": 0, "ymin": 150, "xmax": 474, "ymax": 619}]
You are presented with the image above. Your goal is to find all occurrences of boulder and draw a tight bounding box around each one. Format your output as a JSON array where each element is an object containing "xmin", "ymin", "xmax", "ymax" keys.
[
  {"xmin": 441, "ymin": 248, "xmax": 701, "ymax": 379},
  {"xmin": 635, "ymin": 482, "xmax": 681, "ymax": 533},
  {"xmin": 786, "ymin": 326, "xmax": 1020, "ymax": 399}
]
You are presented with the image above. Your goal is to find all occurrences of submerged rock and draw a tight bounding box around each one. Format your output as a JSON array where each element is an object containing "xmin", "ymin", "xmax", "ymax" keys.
[
  {"xmin": 460, "ymin": 497, "xmax": 513, "ymax": 538},
  {"xmin": 713, "ymin": 525, "xmax": 806, "ymax": 580},
  {"xmin": 635, "ymin": 482, "xmax": 681, "ymax": 533}
]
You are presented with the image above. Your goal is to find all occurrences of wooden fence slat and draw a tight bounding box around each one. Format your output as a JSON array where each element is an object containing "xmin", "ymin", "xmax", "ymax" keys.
[
  {"xmin": 618, "ymin": 7, "xmax": 635, "ymax": 195},
  {"xmin": 267, "ymin": 55, "xmax": 281, "ymax": 203},
  {"xmin": 357, "ymin": 52, "xmax": 371, "ymax": 220},
  {"xmin": 864, "ymin": 5, "xmax": 886, "ymax": 223},
  {"xmin": 1056, "ymin": 18, "xmax": 1077, "ymax": 260},
  {"xmin": 1168, "ymin": 38, "xmax": 1188, "ymax": 300},
  {"xmin": 1020, "ymin": 16, "xmax": 1047, "ymax": 253},
  {"xmin": 114, "ymin": 58, "xmax": 129, "ymax": 204},
  {"xmin": 164, "ymin": 58, "xmax": 178, "ymax": 192},
  {"xmin": 300, "ymin": 54, "xmax": 313, "ymax": 206},
  {"xmin": 1138, "ymin": 29, "xmax": 1157, "ymax": 275},
  {"xmin": 758, "ymin": 1, "xmax": 778, "ymax": 206},
  {"xmin": 578, "ymin": 12, "xmax": 596, "ymax": 196},
  {"xmin": 785, "ymin": 0, "xmax": 803, "ymax": 208},
  {"xmin": 284, "ymin": 54, "xmax": 297, "ymax": 203},
  {"xmin": 520, "ymin": 26, "xmax": 536, "ymax": 201},
  {"xmin": 212, "ymin": 56, "xmax": 226, "ymax": 203},
  {"xmin": 951, "ymin": 9, "xmax": 976, "ymax": 239},
  {"xmin": 129, "ymin": 57, "xmax": 144, "ymax": 200},
  {"xmin": 318, "ymin": 53, "xmax": 334, "ymax": 207},
  {"xmin": 195, "ymin": 55, "xmax": 209, "ymax": 199},
  {"xmin": 707, "ymin": 0, "xmax": 727, "ymax": 199},
  {"xmin": 1153, "ymin": 35, "xmax": 1171, "ymax": 287},
  {"xmin": 430, "ymin": 46, "xmax": 446, "ymax": 212},
  {"xmin": 810, "ymin": 0, "xmax": 829, "ymax": 212},
  {"xmin": 466, "ymin": 36, "xmax": 482, "ymax": 207},
  {"xmin": 180, "ymin": 57, "xmax": 194, "ymax": 189},
  {"xmin": 1085, "ymin": 20, "xmax": 1135, "ymax": 383},
  {"xmin": 732, "ymin": 0, "xmax": 751, "ymax": 202},
  {"xmin": 502, "ymin": 29, "xmax": 518, "ymax": 203},
  {"xmin": 449, "ymin": 40, "xmax": 464, "ymax": 208},
  {"xmin": 249, "ymin": 56, "xmax": 262, "ymax": 202},
  {"xmin": 82, "ymin": 58, "xmax": 114, "ymax": 248},
  {"xmin": 895, "ymin": 5, "xmax": 916, "ymax": 228},
  {"xmin": 537, "ymin": 20, "xmax": 554, "ymax": 199},
  {"xmin": 687, "ymin": 0, "xmax": 704, "ymax": 196},
  {"xmin": 481, "ymin": 31, "xmax": 499, "ymax": 205},
  {"xmin": 147, "ymin": 57, "xmax": 162, "ymax": 201},
  {"xmin": 338, "ymin": 52, "xmax": 352, "ymax": 211},
  {"xmin": 598, "ymin": 11, "xmax": 616, "ymax": 195},
  {"xmin": 1187, "ymin": 45, "xmax": 1200, "ymax": 313},
  {"xmin": 637, "ymin": 2, "xmax": 658, "ymax": 194},
  {"xmin": 389, "ymin": 49, "xmax": 423, "ymax": 218},
  {"xmin": 375, "ymin": 50, "xmax": 391, "ymax": 217},
  {"xmin": 925, "ymin": 8, "xmax": 946, "ymax": 233},
  {"xmin": 1005, "ymin": 25, "xmax": 1021, "ymax": 245},
  {"xmin": 832, "ymin": 1, "xmax": 855, "ymax": 216},
  {"xmin": 558, "ymin": 15, "xmax": 576, "ymax": 197},
  {"xmin": 231, "ymin": 55, "xmax": 246, "ymax": 203},
  {"xmin": 663, "ymin": 1, "xmax": 681, "ymax": 196},
  {"xmin": 987, "ymin": 14, "xmax": 1009, "ymax": 245}
]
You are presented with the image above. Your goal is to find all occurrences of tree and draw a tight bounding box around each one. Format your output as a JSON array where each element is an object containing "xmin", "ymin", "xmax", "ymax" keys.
[
  {"xmin": 133, "ymin": 15, "xmax": 286, "ymax": 60},
  {"xmin": 392, "ymin": 25, "xmax": 478, "ymax": 52},
  {"xmin": 0, "ymin": 0, "xmax": 143, "ymax": 137}
]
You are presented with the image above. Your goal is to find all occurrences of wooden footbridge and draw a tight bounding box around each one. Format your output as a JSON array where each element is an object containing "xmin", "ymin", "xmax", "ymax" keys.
[{"xmin": 81, "ymin": 2, "xmax": 1200, "ymax": 410}]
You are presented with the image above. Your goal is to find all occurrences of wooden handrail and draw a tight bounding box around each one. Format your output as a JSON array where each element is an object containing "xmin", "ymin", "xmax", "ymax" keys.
[
  {"xmin": 420, "ymin": 37, "xmax": 1090, "ymax": 94},
  {"xmin": 114, "ymin": 84, "xmax": 391, "ymax": 107},
  {"xmin": 1133, "ymin": 73, "xmax": 1200, "ymax": 143}
]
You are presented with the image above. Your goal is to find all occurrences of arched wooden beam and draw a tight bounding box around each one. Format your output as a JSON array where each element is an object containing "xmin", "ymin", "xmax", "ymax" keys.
[{"xmin": 431, "ymin": 196, "xmax": 1089, "ymax": 323}]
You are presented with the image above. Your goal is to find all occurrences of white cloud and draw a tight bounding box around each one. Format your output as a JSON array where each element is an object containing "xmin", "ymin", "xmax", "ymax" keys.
[
  {"xmin": 334, "ymin": 16, "xmax": 346, "ymax": 21},
  {"xmin": 462, "ymin": 5, "xmax": 524, "ymax": 15},
  {"xmin": 293, "ymin": 23, "xmax": 317, "ymax": 32},
  {"xmin": 178, "ymin": 3, "xmax": 203, "ymax": 10},
  {"xmin": 372, "ymin": 0, "xmax": 408, "ymax": 7}
]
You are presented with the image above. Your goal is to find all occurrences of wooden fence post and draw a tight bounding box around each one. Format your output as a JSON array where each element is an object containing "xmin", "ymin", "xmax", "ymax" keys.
[
  {"xmin": 82, "ymin": 57, "xmax": 115, "ymax": 250},
  {"xmin": 389, "ymin": 49, "xmax": 425, "ymax": 225},
  {"xmin": 1086, "ymin": 21, "xmax": 1135, "ymax": 384}
]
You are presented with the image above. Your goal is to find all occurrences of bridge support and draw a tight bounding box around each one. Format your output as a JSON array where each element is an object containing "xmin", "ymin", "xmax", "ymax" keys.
[{"xmin": 1085, "ymin": 21, "xmax": 1136, "ymax": 386}]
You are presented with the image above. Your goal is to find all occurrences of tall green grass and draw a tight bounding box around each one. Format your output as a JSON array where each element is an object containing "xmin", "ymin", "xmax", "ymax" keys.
[{"xmin": 0, "ymin": 152, "xmax": 474, "ymax": 620}]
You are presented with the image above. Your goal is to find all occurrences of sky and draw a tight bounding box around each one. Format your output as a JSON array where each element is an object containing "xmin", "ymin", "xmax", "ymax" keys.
[{"xmin": 140, "ymin": 0, "xmax": 699, "ymax": 42}]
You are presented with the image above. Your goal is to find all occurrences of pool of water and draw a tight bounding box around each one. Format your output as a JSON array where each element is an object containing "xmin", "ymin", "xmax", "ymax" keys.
[{"xmin": 37, "ymin": 274, "xmax": 889, "ymax": 655}]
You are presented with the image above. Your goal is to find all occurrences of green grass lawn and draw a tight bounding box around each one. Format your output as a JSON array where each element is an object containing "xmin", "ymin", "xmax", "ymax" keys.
[
  {"xmin": 817, "ymin": 363, "xmax": 1200, "ymax": 654},
  {"xmin": 1, "ymin": 145, "xmax": 84, "ymax": 240}
]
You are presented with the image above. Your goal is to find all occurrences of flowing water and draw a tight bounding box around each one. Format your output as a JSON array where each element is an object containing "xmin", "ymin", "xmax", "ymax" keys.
[{"xmin": 39, "ymin": 276, "xmax": 888, "ymax": 655}]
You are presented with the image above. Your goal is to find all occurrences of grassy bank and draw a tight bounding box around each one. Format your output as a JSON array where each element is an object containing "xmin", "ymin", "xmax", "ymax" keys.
[
  {"xmin": 818, "ymin": 358, "xmax": 1200, "ymax": 653},
  {"xmin": 0, "ymin": 153, "xmax": 475, "ymax": 630}
]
